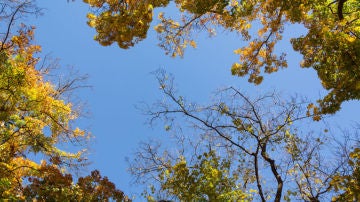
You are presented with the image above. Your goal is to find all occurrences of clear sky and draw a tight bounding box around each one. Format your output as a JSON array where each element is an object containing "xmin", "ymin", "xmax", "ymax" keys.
[{"xmin": 32, "ymin": 0, "xmax": 359, "ymax": 198}]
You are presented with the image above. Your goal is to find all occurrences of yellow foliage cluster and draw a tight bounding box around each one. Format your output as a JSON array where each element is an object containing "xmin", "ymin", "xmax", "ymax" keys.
[
  {"xmin": 158, "ymin": 150, "xmax": 250, "ymax": 201},
  {"xmin": 84, "ymin": 0, "xmax": 170, "ymax": 48}
]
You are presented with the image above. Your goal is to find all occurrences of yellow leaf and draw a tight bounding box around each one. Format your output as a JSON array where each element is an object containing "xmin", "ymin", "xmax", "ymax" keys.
[{"xmin": 190, "ymin": 40, "xmax": 197, "ymax": 48}]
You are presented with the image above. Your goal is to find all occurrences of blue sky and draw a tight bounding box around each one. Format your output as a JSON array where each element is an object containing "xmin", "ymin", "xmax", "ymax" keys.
[{"xmin": 32, "ymin": 0, "xmax": 359, "ymax": 198}]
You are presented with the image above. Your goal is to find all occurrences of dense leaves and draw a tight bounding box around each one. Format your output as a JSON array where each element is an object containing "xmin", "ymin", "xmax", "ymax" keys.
[
  {"xmin": 84, "ymin": 0, "xmax": 360, "ymax": 114},
  {"xmin": 158, "ymin": 150, "xmax": 249, "ymax": 201},
  {"xmin": 23, "ymin": 165, "xmax": 129, "ymax": 201},
  {"xmin": 84, "ymin": 0, "xmax": 170, "ymax": 48}
]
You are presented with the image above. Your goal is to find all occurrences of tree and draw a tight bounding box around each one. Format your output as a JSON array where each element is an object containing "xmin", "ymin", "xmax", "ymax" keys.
[
  {"xmin": 130, "ymin": 72, "xmax": 356, "ymax": 202},
  {"xmin": 0, "ymin": 21, "xmax": 86, "ymax": 202},
  {"xmin": 83, "ymin": 0, "xmax": 360, "ymax": 115},
  {"xmin": 0, "ymin": 1, "xmax": 130, "ymax": 201}
]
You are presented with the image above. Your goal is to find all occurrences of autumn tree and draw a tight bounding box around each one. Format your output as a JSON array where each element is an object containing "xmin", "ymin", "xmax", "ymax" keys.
[
  {"xmin": 0, "ymin": 2, "xmax": 83, "ymax": 199},
  {"xmin": 130, "ymin": 72, "xmax": 357, "ymax": 202},
  {"xmin": 0, "ymin": 1, "xmax": 129, "ymax": 201},
  {"xmin": 83, "ymin": 0, "xmax": 360, "ymax": 115}
]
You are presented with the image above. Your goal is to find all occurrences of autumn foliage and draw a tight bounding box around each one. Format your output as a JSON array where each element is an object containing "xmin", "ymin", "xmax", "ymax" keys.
[
  {"xmin": 23, "ymin": 165, "xmax": 128, "ymax": 201},
  {"xmin": 0, "ymin": 26, "xmax": 86, "ymax": 199},
  {"xmin": 84, "ymin": 0, "xmax": 360, "ymax": 114},
  {"xmin": 0, "ymin": 1, "xmax": 128, "ymax": 201},
  {"xmin": 0, "ymin": 0, "xmax": 359, "ymax": 201}
]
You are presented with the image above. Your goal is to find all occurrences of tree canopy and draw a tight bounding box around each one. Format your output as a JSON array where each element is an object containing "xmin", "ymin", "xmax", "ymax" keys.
[
  {"xmin": 84, "ymin": 0, "xmax": 360, "ymax": 115},
  {"xmin": 0, "ymin": 21, "xmax": 87, "ymax": 201},
  {"xmin": 0, "ymin": 1, "xmax": 129, "ymax": 200}
]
